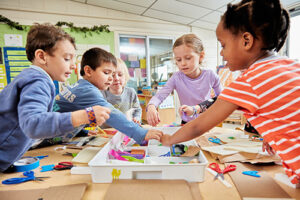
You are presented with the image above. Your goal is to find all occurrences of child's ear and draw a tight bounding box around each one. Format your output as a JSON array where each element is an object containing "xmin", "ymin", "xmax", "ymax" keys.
[
  {"xmin": 199, "ymin": 51, "xmax": 205, "ymax": 64},
  {"xmin": 34, "ymin": 49, "xmax": 47, "ymax": 65},
  {"xmin": 242, "ymin": 32, "xmax": 254, "ymax": 50},
  {"xmin": 83, "ymin": 65, "xmax": 92, "ymax": 77}
]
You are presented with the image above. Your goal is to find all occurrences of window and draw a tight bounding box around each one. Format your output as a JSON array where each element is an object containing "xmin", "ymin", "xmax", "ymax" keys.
[
  {"xmin": 119, "ymin": 35, "xmax": 174, "ymax": 90},
  {"xmin": 288, "ymin": 6, "xmax": 300, "ymax": 60}
]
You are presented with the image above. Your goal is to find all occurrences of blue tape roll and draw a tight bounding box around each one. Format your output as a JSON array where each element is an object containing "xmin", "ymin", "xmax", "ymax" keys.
[{"xmin": 13, "ymin": 157, "xmax": 39, "ymax": 172}]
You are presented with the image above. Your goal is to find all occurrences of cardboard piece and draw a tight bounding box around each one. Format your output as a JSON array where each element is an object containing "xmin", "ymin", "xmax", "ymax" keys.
[
  {"xmin": 181, "ymin": 145, "xmax": 201, "ymax": 157},
  {"xmin": 72, "ymin": 147, "xmax": 101, "ymax": 163},
  {"xmin": 218, "ymin": 152, "xmax": 281, "ymax": 164},
  {"xmin": 87, "ymin": 137, "xmax": 109, "ymax": 147},
  {"xmin": 0, "ymin": 183, "xmax": 87, "ymax": 200},
  {"xmin": 196, "ymin": 130, "xmax": 279, "ymax": 164},
  {"xmin": 227, "ymin": 162, "xmax": 292, "ymax": 200},
  {"xmin": 104, "ymin": 179, "xmax": 201, "ymax": 200}
]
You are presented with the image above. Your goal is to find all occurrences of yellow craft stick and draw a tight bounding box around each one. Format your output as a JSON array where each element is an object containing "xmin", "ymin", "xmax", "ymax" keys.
[{"xmin": 96, "ymin": 126, "xmax": 108, "ymax": 138}]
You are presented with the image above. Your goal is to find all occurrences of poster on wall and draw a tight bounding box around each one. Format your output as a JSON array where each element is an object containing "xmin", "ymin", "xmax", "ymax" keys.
[
  {"xmin": 3, "ymin": 47, "xmax": 31, "ymax": 84},
  {"xmin": 4, "ymin": 34, "xmax": 23, "ymax": 47},
  {"xmin": 0, "ymin": 64, "xmax": 7, "ymax": 91}
]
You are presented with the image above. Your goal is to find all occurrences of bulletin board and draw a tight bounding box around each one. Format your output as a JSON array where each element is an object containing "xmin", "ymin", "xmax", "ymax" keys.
[
  {"xmin": 0, "ymin": 24, "xmax": 115, "ymax": 92},
  {"xmin": 3, "ymin": 47, "xmax": 31, "ymax": 84}
]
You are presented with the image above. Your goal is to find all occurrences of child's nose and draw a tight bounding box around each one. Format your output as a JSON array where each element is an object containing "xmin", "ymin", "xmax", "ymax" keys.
[{"xmin": 70, "ymin": 61, "xmax": 75, "ymax": 69}]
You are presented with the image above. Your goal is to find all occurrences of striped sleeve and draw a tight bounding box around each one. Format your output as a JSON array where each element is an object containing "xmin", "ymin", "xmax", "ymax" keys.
[{"xmin": 219, "ymin": 77, "xmax": 259, "ymax": 113}]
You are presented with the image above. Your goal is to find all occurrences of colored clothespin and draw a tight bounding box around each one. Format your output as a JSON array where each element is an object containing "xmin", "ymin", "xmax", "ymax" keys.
[{"xmin": 242, "ymin": 170, "xmax": 261, "ymax": 177}]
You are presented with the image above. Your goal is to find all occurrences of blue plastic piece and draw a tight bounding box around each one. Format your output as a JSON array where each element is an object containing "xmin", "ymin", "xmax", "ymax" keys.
[
  {"xmin": 208, "ymin": 137, "xmax": 222, "ymax": 145},
  {"xmin": 41, "ymin": 164, "xmax": 55, "ymax": 172},
  {"xmin": 242, "ymin": 171, "xmax": 261, "ymax": 177}
]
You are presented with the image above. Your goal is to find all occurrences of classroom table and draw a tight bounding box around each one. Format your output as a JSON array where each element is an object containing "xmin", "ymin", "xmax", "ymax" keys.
[{"xmin": 0, "ymin": 143, "xmax": 299, "ymax": 200}]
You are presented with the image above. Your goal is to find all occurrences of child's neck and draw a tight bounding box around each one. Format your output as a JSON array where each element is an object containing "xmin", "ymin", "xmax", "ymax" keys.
[
  {"xmin": 187, "ymin": 68, "xmax": 202, "ymax": 79},
  {"xmin": 249, "ymin": 50, "xmax": 273, "ymax": 67}
]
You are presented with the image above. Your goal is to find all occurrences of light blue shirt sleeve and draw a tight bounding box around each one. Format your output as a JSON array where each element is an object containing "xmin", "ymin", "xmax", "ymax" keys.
[{"xmin": 94, "ymin": 93, "xmax": 147, "ymax": 144}]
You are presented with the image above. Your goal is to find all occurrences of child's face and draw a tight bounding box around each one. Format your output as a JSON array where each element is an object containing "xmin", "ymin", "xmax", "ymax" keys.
[
  {"xmin": 45, "ymin": 40, "xmax": 76, "ymax": 82},
  {"xmin": 110, "ymin": 65, "xmax": 126, "ymax": 91},
  {"xmin": 88, "ymin": 62, "xmax": 115, "ymax": 90},
  {"xmin": 216, "ymin": 20, "xmax": 249, "ymax": 71},
  {"xmin": 173, "ymin": 44, "xmax": 203, "ymax": 77}
]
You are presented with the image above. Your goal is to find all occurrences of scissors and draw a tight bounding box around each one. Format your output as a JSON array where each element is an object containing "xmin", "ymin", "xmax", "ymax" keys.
[
  {"xmin": 208, "ymin": 137, "xmax": 222, "ymax": 145},
  {"xmin": 208, "ymin": 163, "xmax": 236, "ymax": 180},
  {"xmin": 53, "ymin": 161, "xmax": 73, "ymax": 170},
  {"xmin": 2, "ymin": 171, "xmax": 49, "ymax": 185}
]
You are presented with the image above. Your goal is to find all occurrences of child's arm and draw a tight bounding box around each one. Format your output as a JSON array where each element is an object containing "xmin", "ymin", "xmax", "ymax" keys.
[
  {"xmin": 161, "ymin": 98, "xmax": 238, "ymax": 146},
  {"xmin": 147, "ymin": 77, "xmax": 176, "ymax": 126},
  {"xmin": 71, "ymin": 105, "xmax": 110, "ymax": 127},
  {"xmin": 212, "ymin": 72, "xmax": 223, "ymax": 96},
  {"xmin": 146, "ymin": 105, "xmax": 160, "ymax": 126},
  {"xmin": 180, "ymin": 97, "xmax": 218, "ymax": 116}
]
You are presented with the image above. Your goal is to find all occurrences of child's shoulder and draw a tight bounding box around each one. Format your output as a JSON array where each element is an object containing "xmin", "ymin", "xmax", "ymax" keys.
[
  {"xmin": 124, "ymin": 86, "xmax": 137, "ymax": 94},
  {"xmin": 17, "ymin": 67, "xmax": 53, "ymax": 85},
  {"xmin": 201, "ymin": 68, "xmax": 217, "ymax": 76}
]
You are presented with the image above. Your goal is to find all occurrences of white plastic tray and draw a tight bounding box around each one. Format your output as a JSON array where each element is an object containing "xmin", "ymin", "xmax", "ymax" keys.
[{"xmin": 89, "ymin": 127, "xmax": 208, "ymax": 183}]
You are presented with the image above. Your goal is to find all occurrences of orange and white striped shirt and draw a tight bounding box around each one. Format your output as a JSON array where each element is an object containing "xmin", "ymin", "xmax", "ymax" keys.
[{"xmin": 219, "ymin": 55, "xmax": 300, "ymax": 184}]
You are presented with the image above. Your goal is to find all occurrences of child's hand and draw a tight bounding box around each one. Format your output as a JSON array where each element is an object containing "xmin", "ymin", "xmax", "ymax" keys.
[
  {"xmin": 179, "ymin": 105, "xmax": 193, "ymax": 116},
  {"xmin": 262, "ymin": 140, "xmax": 275, "ymax": 155},
  {"xmin": 161, "ymin": 134, "xmax": 172, "ymax": 146},
  {"xmin": 146, "ymin": 105, "xmax": 160, "ymax": 126},
  {"xmin": 92, "ymin": 105, "xmax": 111, "ymax": 125},
  {"xmin": 144, "ymin": 129, "xmax": 163, "ymax": 141}
]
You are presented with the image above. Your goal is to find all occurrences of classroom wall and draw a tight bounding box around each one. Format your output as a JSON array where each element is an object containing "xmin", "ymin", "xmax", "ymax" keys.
[{"xmin": 0, "ymin": 0, "xmax": 221, "ymax": 71}]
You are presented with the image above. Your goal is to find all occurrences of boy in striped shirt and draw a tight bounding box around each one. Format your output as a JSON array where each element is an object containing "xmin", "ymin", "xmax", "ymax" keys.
[{"xmin": 161, "ymin": 0, "xmax": 299, "ymax": 185}]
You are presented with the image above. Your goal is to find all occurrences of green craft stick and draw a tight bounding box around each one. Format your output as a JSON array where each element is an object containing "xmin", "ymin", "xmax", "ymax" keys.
[{"xmin": 121, "ymin": 155, "xmax": 144, "ymax": 163}]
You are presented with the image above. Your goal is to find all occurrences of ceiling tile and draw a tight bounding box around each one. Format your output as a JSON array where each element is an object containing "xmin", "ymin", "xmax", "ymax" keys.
[
  {"xmin": 177, "ymin": 0, "xmax": 234, "ymax": 10},
  {"xmin": 190, "ymin": 20, "xmax": 217, "ymax": 30},
  {"xmin": 87, "ymin": 0, "xmax": 146, "ymax": 14},
  {"xmin": 151, "ymin": 0, "xmax": 211, "ymax": 19},
  {"xmin": 281, "ymin": 0, "xmax": 300, "ymax": 7},
  {"xmin": 114, "ymin": 0, "xmax": 156, "ymax": 7},
  {"xmin": 200, "ymin": 11, "xmax": 223, "ymax": 24},
  {"xmin": 143, "ymin": 8, "xmax": 195, "ymax": 24}
]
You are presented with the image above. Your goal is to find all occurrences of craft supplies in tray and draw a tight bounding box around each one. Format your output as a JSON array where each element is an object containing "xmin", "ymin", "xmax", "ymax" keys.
[{"xmin": 89, "ymin": 127, "xmax": 208, "ymax": 183}]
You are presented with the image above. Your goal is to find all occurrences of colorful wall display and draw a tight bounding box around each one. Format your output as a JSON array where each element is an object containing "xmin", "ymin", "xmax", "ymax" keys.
[
  {"xmin": 3, "ymin": 47, "xmax": 31, "ymax": 84},
  {"xmin": 0, "ymin": 24, "xmax": 115, "ymax": 92}
]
